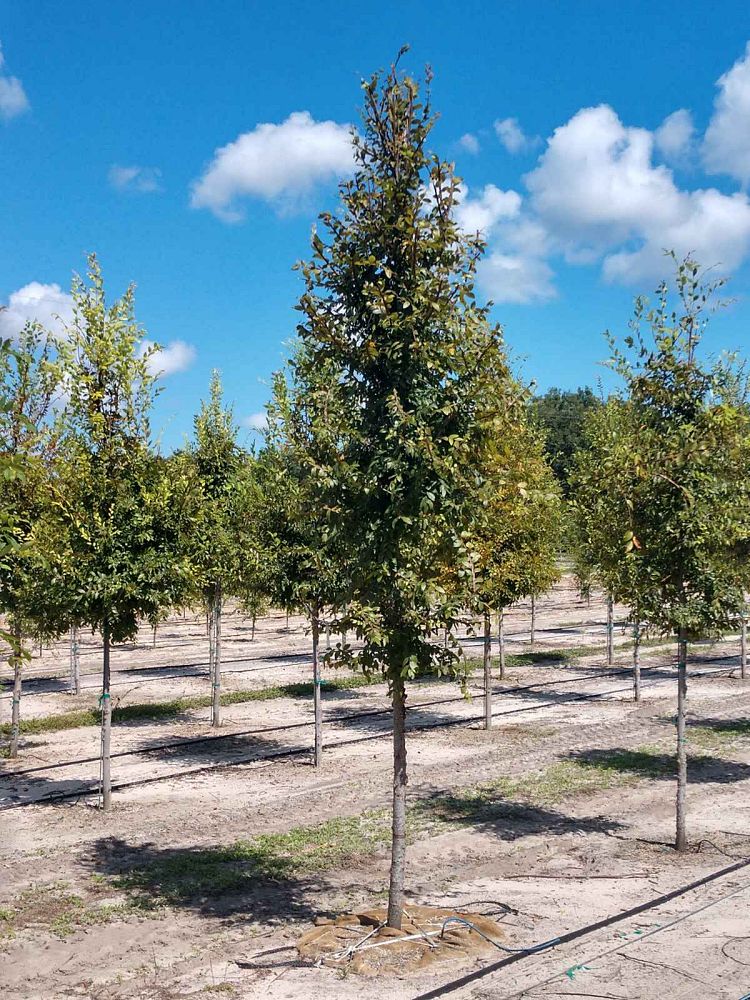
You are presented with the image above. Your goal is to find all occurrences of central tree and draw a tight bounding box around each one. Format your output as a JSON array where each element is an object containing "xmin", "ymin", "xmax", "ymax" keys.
[{"xmin": 287, "ymin": 56, "xmax": 518, "ymax": 927}]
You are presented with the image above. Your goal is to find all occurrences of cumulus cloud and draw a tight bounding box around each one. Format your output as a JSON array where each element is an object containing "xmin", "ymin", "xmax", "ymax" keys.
[
  {"xmin": 109, "ymin": 164, "xmax": 163, "ymax": 193},
  {"xmin": 458, "ymin": 132, "xmax": 480, "ymax": 155},
  {"xmin": 139, "ymin": 339, "xmax": 196, "ymax": 376},
  {"xmin": 190, "ymin": 111, "xmax": 355, "ymax": 222},
  {"xmin": 494, "ymin": 117, "xmax": 538, "ymax": 155},
  {"xmin": 0, "ymin": 41, "xmax": 30, "ymax": 121},
  {"xmin": 478, "ymin": 251, "xmax": 556, "ymax": 304},
  {"xmin": 0, "ymin": 282, "xmax": 73, "ymax": 339},
  {"xmin": 703, "ymin": 41, "xmax": 750, "ymax": 185},
  {"xmin": 242, "ymin": 411, "xmax": 268, "ymax": 432},
  {"xmin": 524, "ymin": 104, "xmax": 750, "ymax": 284},
  {"xmin": 454, "ymin": 182, "xmax": 521, "ymax": 235},
  {"xmin": 654, "ymin": 109, "xmax": 695, "ymax": 162}
]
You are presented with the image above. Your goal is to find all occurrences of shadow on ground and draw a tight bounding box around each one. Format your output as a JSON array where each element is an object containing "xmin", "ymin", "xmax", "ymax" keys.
[
  {"xmin": 84, "ymin": 835, "xmax": 320, "ymax": 922},
  {"xmin": 566, "ymin": 746, "xmax": 750, "ymax": 783}
]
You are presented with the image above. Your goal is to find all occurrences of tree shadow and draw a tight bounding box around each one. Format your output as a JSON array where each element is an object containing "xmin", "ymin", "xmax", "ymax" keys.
[
  {"xmin": 131, "ymin": 729, "xmax": 295, "ymax": 767},
  {"xmin": 412, "ymin": 788, "xmax": 622, "ymax": 840},
  {"xmin": 83, "ymin": 836, "xmax": 320, "ymax": 923},
  {"xmin": 567, "ymin": 747, "xmax": 750, "ymax": 784},
  {"xmin": 686, "ymin": 717, "xmax": 750, "ymax": 738}
]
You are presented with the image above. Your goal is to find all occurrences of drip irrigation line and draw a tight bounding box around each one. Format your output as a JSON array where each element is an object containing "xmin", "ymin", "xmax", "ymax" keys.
[
  {"xmin": 0, "ymin": 664, "xmax": 641, "ymax": 780},
  {"xmin": 3, "ymin": 663, "xmax": 732, "ymax": 809},
  {"xmin": 0, "ymin": 679, "xmax": 637, "ymax": 809},
  {"xmin": 411, "ymin": 856, "xmax": 750, "ymax": 1000},
  {"xmin": 0, "ymin": 657, "xmax": 736, "ymax": 783}
]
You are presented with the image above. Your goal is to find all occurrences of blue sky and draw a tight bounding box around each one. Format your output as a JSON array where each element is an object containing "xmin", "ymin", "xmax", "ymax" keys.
[{"xmin": 2, "ymin": 1, "xmax": 750, "ymax": 450}]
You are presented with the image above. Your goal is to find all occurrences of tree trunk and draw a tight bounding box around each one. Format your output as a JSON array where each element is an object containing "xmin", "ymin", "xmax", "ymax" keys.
[
  {"xmin": 211, "ymin": 583, "xmax": 222, "ymax": 729},
  {"xmin": 633, "ymin": 621, "xmax": 641, "ymax": 703},
  {"xmin": 152, "ymin": 624, "xmax": 157, "ymax": 648},
  {"xmin": 312, "ymin": 605, "xmax": 322, "ymax": 767},
  {"xmin": 530, "ymin": 595, "xmax": 536, "ymax": 647},
  {"xmin": 498, "ymin": 608, "xmax": 506, "ymax": 681},
  {"xmin": 741, "ymin": 608, "xmax": 747, "ymax": 681},
  {"xmin": 325, "ymin": 625, "xmax": 331, "ymax": 651},
  {"xmin": 251, "ymin": 614, "xmax": 256, "ymax": 641},
  {"xmin": 387, "ymin": 676, "xmax": 408, "ymax": 929},
  {"xmin": 101, "ymin": 620, "xmax": 112, "ymax": 811},
  {"xmin": 483, "ymin": 610, "xmax": 492, "ymax": 730},
  {"xmin": 675, "ymin": 628, "xmax": 688, "ymax": 852},
  {"xmin": 606, "ymin": 595, "xmax": 614, "ymax": 666},
  {"xmin": 69, "ymin": 625, "xmax": 81, "ymax": 695},
  {"xmin": 9, "ymin": 625, "xmax": 22, "ymax": 759}
]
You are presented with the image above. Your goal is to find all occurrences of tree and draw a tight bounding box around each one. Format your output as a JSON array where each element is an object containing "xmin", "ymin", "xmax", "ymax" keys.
[
  {"xmin": 43, "ymin": 255, "xmax": 189, "ymax": 808},
  {"xmin": 531, "ymin": 387, "xmax": 601, "ymax": 493},
  {"xmin": 179, "ymin": 371, "xmax": 246, "ymax": 728},
  {"xmin": 288, "ymin": 56, "xmax": 519, "ymax": 926},
  {"xmin": 256, "ymin": 369, "xmax": 348, "ymax": 766},
  {"xmin": 571, "ymin": 255, "xmax": 750, "ymax": 851},
  {"xmin": 472, "ymin": 418, "xmax": 562, "ymax": 725},
  {"xmin": 0, "ymin": 323, "xmax": 62, "ymax": 756}
]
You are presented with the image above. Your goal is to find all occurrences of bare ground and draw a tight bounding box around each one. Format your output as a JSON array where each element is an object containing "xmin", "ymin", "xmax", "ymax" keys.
[{"xmin": 1, "ymin": 580, "xmax": 749, "ymax": 999}]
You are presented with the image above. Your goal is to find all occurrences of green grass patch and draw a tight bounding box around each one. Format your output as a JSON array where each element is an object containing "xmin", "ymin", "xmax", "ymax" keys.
[
  {"xmin": 0, "ymin": 880, "xmax": 140, "ymax": 939},
  {"xmin": 688, "ymin": 718, "xmax": 750, "ymax": 750}
]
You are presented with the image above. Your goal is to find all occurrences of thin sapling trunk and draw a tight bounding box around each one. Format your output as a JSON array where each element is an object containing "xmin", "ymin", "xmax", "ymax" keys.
[
  {"xmin": 483, "ymin": 609, "xmax": 492, "ymax": 730},
  {"xmin": 675, "ymin": 628, "xmax": 688, "ymax": 852},
  {"xmin": 101, "ymin": 620, "xmax": 112, "ymax": 811},
  {"xmin": 211, "ymin": 583, "xmax": 222, "ymax": 728},
  {"xmin": 741, "ymin": 608, "xmax": 747, "ymax": 681},
  {"xmin": 312, "ymin": 604, "xmax": 322, "ymax": 767},
  {"xmin": 387, "ymin": 676, "xmax": 408, "ymax": 929},
  {"xmin": 9, "ymin": 624, "xmax": 22, "ymax": 759},
  {"xmin": 70, "ymin": 625, "xmax": 81, "ymax": 695},
  {"xmin": 498, "ymin": 608, "xmax": 505, "ymax": 680},
  {"xmin": 633, "ymin": 621, "xmax": 641, "ymax": 703},
  {"xmin": 606, "ymin": 594, "xmax": 614, "ymax": 666},
  {"xmin": 530, "ymin": 595, "xmax": 536, "ymax": 647}
]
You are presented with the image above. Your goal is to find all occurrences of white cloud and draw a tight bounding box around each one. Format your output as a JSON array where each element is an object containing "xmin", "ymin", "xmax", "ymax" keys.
[
  {"xmin": 494, "ymin": 117, "xmax": 538, "ymax": 155},
  {"xmin": 454, "ymin": 182, "xmax": 521, "ymax": 235},
  {"xmin": 190, "ymin": 111, "xmax": 355, "ymax": 222},
  {"xmin": 523, "ymin": 104, "xmax": 750, "ymax": 284},
  {"xmin": 109, "ymin": 164, "xmax": 163, "ymax": 193},
  {"xmin": 703, "ymin": 41, "xmax": 750, "ymax": 186},
  {"xmin": 0, "ymin": 41, "xmax": 30, "ymax": 121},
  {"xmin": 458, "ymin": 132, "xmax": 480, "ymax": 155},
  {"xmin": 242, "ymin": 411, "xmax": 268, "ymax": 432},
  {"xmin": 654, "ymin": 109, "xmax": 695, "ymax": 161},
  {"xmin": 140, "ymin": 339, "xmax": 196, "ymax": 377},
  {"xmin": 478, "ymin": 251, "xmax": 556, "ymax": 304},
  {"xmin": 0, "ymin": 282, "xmax": 73, "ymax": 339}
]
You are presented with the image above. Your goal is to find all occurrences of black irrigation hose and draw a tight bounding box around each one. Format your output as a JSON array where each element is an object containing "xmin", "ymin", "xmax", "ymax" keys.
[
  {"xmin": 0, "ymin": 665, "xmax": 635, "ymax": 780},
  {"xmin": 412, "ymin": 855, "xmax": 750, "ymax": 1000},
  {"xmin": 0, "ymin": 679, "xmax": 638, "ymax": 809},
  {"xmin": 0, "ymin": 659, "xmax": 737, "ymax": 783},
  {"xmin": 2, "ymin": 662, "xmax": 733, "ymax": 810}
]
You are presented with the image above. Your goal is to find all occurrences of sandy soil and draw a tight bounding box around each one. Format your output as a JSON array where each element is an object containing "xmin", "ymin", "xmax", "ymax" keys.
[{"xmin": 1, "ymin": 579, "xmax": 749, "ymax": 999}]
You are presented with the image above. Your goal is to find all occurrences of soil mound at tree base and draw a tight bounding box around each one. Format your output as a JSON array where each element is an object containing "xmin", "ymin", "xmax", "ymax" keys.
[{"xmin": 297, "ymin": 904, "xmax": 507, "ymax": 977}]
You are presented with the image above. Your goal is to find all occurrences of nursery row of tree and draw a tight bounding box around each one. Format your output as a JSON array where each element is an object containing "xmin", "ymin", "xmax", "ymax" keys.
[{"xmin": 3, "ymin": 54, "xmax": 750, "ymax": 927}]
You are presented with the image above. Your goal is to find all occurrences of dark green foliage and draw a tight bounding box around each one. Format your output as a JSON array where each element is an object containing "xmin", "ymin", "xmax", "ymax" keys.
[{"xmin": 532, "ymin": 387, "xmax": 601, "ymax": 493}]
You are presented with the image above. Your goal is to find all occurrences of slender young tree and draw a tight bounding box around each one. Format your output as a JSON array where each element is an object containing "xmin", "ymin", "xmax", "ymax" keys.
[
  {"xmin": 44, "ymin": 256, "xmax": 189, "ymax": 808},
  {"xmin": 256, "ymin": 369, "xmax": 347, "ymax": 766},
  {"xmin": 571, "ymin": 256, "xmax": 750, "ymax": 850},
  {"xmin": 0, "ymin": 322, "xmax": 62, "ymax": 757},
  {"xmin": 472, "ymin": 419, "xmax": 562, "ymax": 725},
  {"xmin": 288, "ymin": 56, "xmax": 518, "ymax": 926},
  {"xmin": 180, "ymin": 372, "xmax": 245, "ymax": 728}
]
